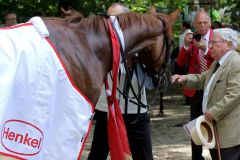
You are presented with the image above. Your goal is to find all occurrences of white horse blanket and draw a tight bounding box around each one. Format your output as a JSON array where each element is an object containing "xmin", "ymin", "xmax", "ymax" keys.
[{"xmin": 0, "ymin": 17, "xmax": 94, "ymax": 160}]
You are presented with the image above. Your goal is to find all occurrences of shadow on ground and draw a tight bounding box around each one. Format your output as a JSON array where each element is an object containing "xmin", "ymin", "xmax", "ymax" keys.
[{"xmin": 146, "ymin": 86, "xmax": 211, "ymax": 160}]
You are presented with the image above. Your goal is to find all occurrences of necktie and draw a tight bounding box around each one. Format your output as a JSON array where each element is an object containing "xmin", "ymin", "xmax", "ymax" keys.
[
  {"xmin": 212, "ymin": 62, "xmax": 220, "ymax": 75},
  {"xmin": 200, "ymin": 50, "xmax": 208, "ymax": 72},
  {"xmin": 200, "ymin": 38, "xmax": 208, "ymax": 73}
]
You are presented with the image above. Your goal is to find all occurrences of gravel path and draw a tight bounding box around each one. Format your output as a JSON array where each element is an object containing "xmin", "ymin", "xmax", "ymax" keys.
[
  {"xmin": 81, "ymin": 87, "xmax": 212, "ymax": 160},
  {"xmin": 0, "ymin": 88, "xmax": 212, "ymax": 160}
]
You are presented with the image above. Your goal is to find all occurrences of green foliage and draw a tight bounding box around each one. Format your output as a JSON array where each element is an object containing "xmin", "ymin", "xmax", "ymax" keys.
[
  {"xmin": 0, "ymin": 0, "xmax": 182, "ymax": 23},
  {"xmin": 230, "ymin": 0, "xmax": 240, "ymax": 25},
  {"xmin": 0, "ymin": 0, "xmax": 58, "ymax": 23},
  {"xmin": 1, "ymin": 0, "xmax": 240, "ymax": 45},
  {"xmin": 0, "ymin": 0, "xmax": 239, "ymax": 21}
]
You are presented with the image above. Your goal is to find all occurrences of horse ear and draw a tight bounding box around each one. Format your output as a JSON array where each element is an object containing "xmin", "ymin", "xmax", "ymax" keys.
[{"xmin": 169, "ymin": 9, "xmax": 181, "ymax": 24}]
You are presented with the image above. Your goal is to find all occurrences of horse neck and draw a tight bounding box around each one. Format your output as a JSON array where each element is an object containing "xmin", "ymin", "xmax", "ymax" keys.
[
  {"xmin": 72, "ymin": 30, "xmax": 113, "ymax": 105},
  {"xmin": 45, "ymin": 19, "xmax": 113, "ymax": 105},
  {"xmin": 119, "ymin": 15, "xmax": 164, "ymax": 55}
]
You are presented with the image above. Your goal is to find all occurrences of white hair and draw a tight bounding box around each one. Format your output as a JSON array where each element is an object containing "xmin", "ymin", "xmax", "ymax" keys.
[
  {"xmin": 194, "ymin": 10, "xmax": 211, "ymax": 25},
  {"xmin": 213, "ymin": 28, "xmax": 238, "ymax": 48}
]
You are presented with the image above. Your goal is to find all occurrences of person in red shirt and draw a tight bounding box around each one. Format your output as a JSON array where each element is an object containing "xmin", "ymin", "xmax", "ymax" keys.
[{"xmin": 177, "ymin": 10, "xmax": 214, "ymax": 160}]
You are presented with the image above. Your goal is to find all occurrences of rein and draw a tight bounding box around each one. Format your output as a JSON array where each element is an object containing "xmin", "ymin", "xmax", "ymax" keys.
[
  {"xmin": 148, "ymin": 15, "xmax": 172, "ymax": 77},
  {"xmin": 109, "ymin": 18, "xmax": 148, "ymax": 109},
  {"xmin": 108, "ymin": 14, "xmax": 172, "ymax": 124},
  {"xmin": 140, "ymin": 15, "xmax": 173, "ymax": 105}
]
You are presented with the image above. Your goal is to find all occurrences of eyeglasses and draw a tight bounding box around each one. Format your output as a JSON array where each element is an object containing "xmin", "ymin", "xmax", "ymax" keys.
[{"xmin": 208, "ymin": 40, "xmax": 226, "ymax": 46}]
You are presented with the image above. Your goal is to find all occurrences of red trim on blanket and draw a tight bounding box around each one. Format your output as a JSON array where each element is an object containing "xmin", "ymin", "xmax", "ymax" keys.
[
  {"xmin": 0, "ymin": 152, "xmax": 27, "ymax": 160},
  {"xmin": 0, "ymin": 22, "xmax": 94, "ymax": 111},
  {"xmin": 45, "ymin": 37, "xmax": 94, "ymax": 160},
  {"xmin": 78, "ymin": 121, "xmax": 93, "ymax": 160},
  {"xmin": 0, "ymin": 21, "xmax": 93, "ymax": 160},
  {"xmin": 45, "ymin": 38, "xmax": 94, "ymax": 110},
  {"xmin": 0, "ymin": 23, "xmax": 32, "ymax": 30}
]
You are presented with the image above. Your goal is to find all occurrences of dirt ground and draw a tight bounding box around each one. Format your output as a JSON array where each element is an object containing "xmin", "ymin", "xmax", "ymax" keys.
[
  {"xmin": 0, "ymin": 87, "xmax": 212, "ymax": 160},
  {"xmin": 80, "ymin": 87, "xmax": 212, "ymax": 160}
]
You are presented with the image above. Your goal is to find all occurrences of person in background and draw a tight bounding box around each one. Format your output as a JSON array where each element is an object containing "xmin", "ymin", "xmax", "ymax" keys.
[
  {"xmin": 177, "ymin": 21, "xmax": 192, "ymax": 105},
  {"xmin": 148, "ymin": 4, "xmax": 157, "ymax": 14},
  {"xmin": 171, "ymin": 22, "xmax": 191, "ymax": 76},
  {"xmin": 188, "ymin": 5, "xmax": 199, "ymax": 25},
  {"xmin": 58, "ymin": 0, "xmax": 83, "ymax": 21},
  {"xmin": 179, "ymin": 30, "xmax": 193, "ymax": 105},
  {"xmin": 172, "ymin": 28, "xmax": 240, "ymax": 160},
  {"xmin": 177, "ymin": 10, "xmax": 214, "ymax": 160},
  {"xmin": 3, "ymin": 11, "xmax": 17, "ymax": 27},
  {"xmin": 179, "ymin": 21, "xmax": 192, "ymax": 48},
  {"xmin": 212, "ymin": 21, "xmax": 222, "ymax": 29},
  {"xmin": 232, "ymin": 22, "xmax": 239, "ymax": 31},
  {"xmin": 232, "ymin": 22, "xmax": 240, "ymax": 37},
  {"xmin": 87, "ymin": 3, "xmax": 154, "ymax": 160}
]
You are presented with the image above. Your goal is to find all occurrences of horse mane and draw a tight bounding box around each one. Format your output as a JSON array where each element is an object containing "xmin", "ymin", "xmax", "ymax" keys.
[
  {"xmin": 74, "ymin": 13, "xmax": 161, "ymax": 33},
  {"xmin": 78, "ymin": 15, "xmax": 108, "ymax": 32},
  {"xmin": 71, "ymin": 12, "xmax": 171, "ymax": 34},
  {"xmin": 46, "ymin": 12, "xmax": 173, "ymax": 39},
  {"xmin": 116, "ymin": 13, "xmax": 173, "ymax": 43},
  {"xmin": 117, "ymin": 13, "xmax": 161, "ymax": 30}
]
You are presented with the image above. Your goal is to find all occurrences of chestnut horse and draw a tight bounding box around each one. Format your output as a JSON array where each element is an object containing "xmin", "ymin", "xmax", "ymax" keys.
[
  {"xmin": 0, "ymin": 11, "xmax": 179, "ymax": 160},
  {"xmin": 44, "ymin": 11, "xmax": 179, "ymax": 106}
]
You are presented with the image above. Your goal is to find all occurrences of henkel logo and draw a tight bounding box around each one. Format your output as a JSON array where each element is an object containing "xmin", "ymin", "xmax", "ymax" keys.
[{"xmin": 1, "ymin": 119, "xmax": 44, "ymax": 156}]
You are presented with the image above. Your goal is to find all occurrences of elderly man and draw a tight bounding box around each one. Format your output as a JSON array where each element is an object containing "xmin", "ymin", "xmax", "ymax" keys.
[
  {"xmin": 177, "ymin": 10, "xmax": 214, "ymax": 160},
  {"xmin": 172, "ymin": 28, "xmax": 240, "ymax": 160}
]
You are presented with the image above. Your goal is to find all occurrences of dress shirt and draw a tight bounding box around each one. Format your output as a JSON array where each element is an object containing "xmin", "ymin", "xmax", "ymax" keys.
[
  {"xmin": 202, "ymin": 30, "xmax": 210, "ymax": 55},
  {"xmin": 202, "ymin": 50, "xmax": 232, "ymax": 113}
]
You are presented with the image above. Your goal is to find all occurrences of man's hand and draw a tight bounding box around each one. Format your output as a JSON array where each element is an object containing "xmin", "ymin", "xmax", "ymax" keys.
[
  {"xmin": 194, "ymin": 39, "xmax": 207, "ymax": 52},
  {"xmin": 204, "ymin": 111, "xmax": 214, "ymax": 121},
  {"xmin": 171, "ymin": 74, "xmax": 187, "ymax": 84}
]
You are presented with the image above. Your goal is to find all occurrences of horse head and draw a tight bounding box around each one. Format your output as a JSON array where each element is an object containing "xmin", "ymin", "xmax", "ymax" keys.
[
  {"xmin": 141, "ymin": 10, "xmax": 180, "ymax": 91},
  {"xmin": 119, "ymin": 10, "xmax": 180, "ymax": 91},
  {"xmin": 44, "ymin": 10, "xmax": 179, "ymax": 104}
]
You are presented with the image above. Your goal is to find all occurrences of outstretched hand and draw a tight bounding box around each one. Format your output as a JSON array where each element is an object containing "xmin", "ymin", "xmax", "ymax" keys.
[
  {"xmin": 171, "ymin": 74, "xmax": 187, "ymax": 84},
  {"xmin": 194, "ymin": 40, "xmax": 207, "ymax": 52}
]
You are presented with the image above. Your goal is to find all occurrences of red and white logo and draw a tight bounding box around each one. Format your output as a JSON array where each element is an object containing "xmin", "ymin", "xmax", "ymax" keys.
[{"xmin": 1, "ymin": 119, "xmax": 44, "ymax": 156}]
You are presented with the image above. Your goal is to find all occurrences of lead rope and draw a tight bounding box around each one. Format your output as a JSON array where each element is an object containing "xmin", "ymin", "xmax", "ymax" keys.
[
  {"xmin": 124, "ymin": 64, "xmax": 142, "ymax": 125},
  {"xmin": 106, "ymin": 19, "xmax": 132, "ymax": 160}
]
